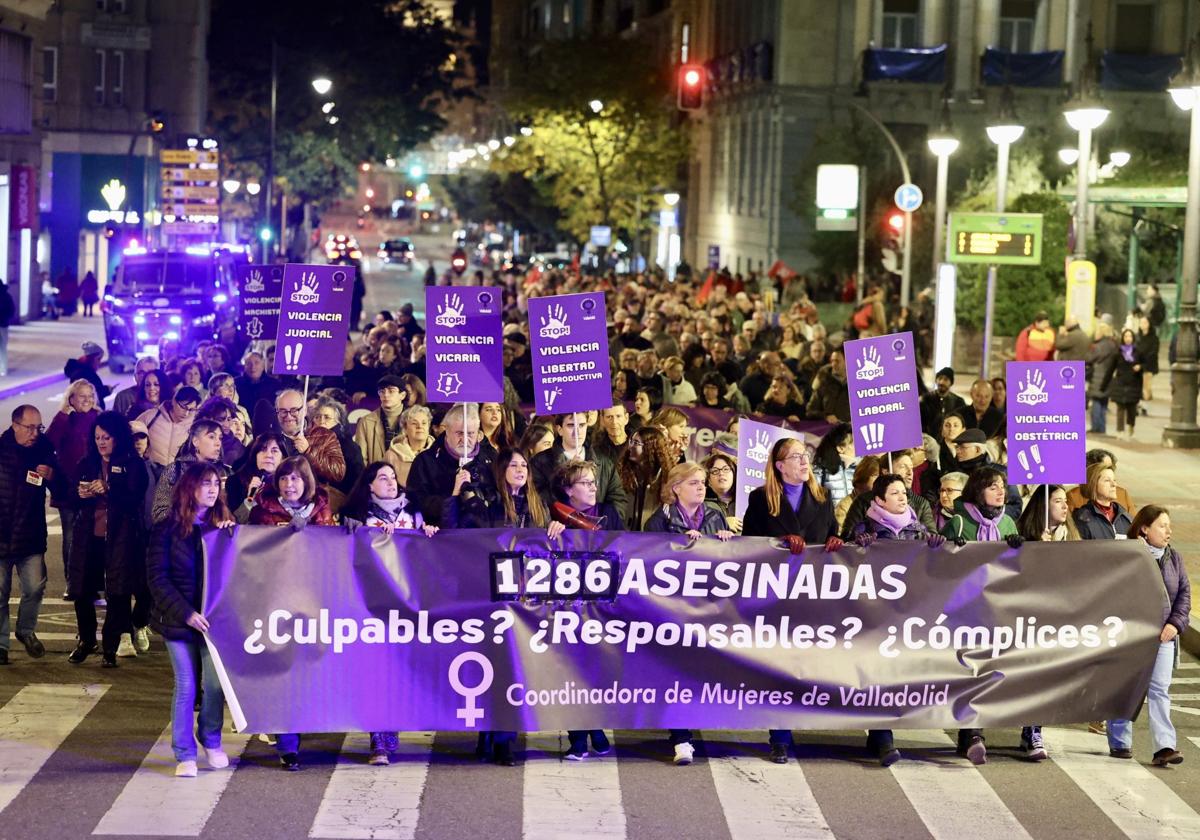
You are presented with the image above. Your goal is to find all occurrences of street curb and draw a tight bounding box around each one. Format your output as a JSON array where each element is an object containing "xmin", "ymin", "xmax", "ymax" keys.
[{"xmin": 0, "ymin": 372, "xmax": 68, "ymax": 401}]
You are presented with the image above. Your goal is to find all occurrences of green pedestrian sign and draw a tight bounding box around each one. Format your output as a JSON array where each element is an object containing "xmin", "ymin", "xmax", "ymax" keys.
[{"xmin": 947, "ymin": 212, "xmax": 1044, "ymax": 266}]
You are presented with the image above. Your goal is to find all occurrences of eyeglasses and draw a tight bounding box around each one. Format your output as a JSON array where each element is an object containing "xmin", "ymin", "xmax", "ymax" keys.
[
  {"xmin": 13, "ymin": 421, "xmax": 44, "ymax": 433},
  {"xmin": 572, "ymin": 479, "xmax": 598, "ymax": 488},
  {"xmin": 179, "ymin": 404, "xmax": 199, "ymax": 414},
  {"xmin": 629, "ymin": 439, "xmax": 645, "ymax": 448},
  {"xmin": 276, "ymin": 407, "xmax": 302, "ymax": 417},
  {"xmin": 782, "ymin": 454, "xmax": 810, "ymax": 464},
  {"xmin": 708, "ymin": 466, "xmax": 733, "ymax": 476}
]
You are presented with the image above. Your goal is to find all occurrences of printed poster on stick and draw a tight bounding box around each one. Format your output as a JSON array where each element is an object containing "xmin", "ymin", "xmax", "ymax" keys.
[
  {"xmin": 844, "ymin": 331, "xmax": 922, "ymax": 456},
  {"xmin": 527, "ymin": 292, "xmax": 612, "ymax": 415},
  {"xmin": 272, "ymin": 264, "xmax": 354, "ymax": 377},
  {"xmin": 1006, "ymin": 361, "xmax": 1087, "ymax": 485},
  {"xmin": 424, "ymin": 287, "xmax": 504, "ymax": 403}
]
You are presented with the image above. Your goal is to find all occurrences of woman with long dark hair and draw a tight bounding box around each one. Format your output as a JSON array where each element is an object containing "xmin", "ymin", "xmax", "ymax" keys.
[
  {"xmin": 146, "ymin": 462, "xmax": 234, "ymax": 777},
  {"xmin": 1016, "ymin": 485, "xmax": 1081, "ymax": 542},
  {"xmin": 811, "ymin": 422, "xmax": 856, "ymax": 506},
  {"xmin": 1111, "ymin": 328, "xmax": 1143, "ymax": 440},
  {"xmin": 226, "ymin": 433, "xmax": 286, "ymax": 521},
  {"xmin": 150, "ymin": 419, "xmax": 227, "ymax": 525},
  {"xmin": 617, "ymin": 425, "xmax": 674, "ymax": 531},
  {"xmin": 66, "ymin": 411, "xmax": 148, "ymax": 668},
  {"xmin": 126, "ymin": 369, "xmax": 165, "ymax": 420},
  {"xmin": 479, "ymin": 402, "xmax": 516, "ymax": 451},
  {"xmin": 741, "ymin": 436, "xmax": 844, "ymax": 762}
]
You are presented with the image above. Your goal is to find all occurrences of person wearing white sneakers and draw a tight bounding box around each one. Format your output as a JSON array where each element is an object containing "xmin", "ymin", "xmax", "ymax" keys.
[{"xmin": 146, "ymin": 462, "xmax": 235, "ymax": 777}]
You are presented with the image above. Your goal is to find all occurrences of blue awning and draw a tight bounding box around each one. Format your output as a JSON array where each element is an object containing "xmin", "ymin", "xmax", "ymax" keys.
[
  {"xmin": 1101, "ymin": 51, "xmax": 1183, "ymax": 92},
  {"xmin": 981, "ymin": 47, "xmax": 1063, "ymax": 88},
  {"xmin": 863, "ymin": 44, "xmax": 947, "ymax": 84}
]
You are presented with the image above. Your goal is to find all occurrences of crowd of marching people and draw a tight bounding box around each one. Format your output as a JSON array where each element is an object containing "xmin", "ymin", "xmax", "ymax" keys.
[{"xmin": 0, "ymin": 262, "xmax": 1187, "ymax": 777}]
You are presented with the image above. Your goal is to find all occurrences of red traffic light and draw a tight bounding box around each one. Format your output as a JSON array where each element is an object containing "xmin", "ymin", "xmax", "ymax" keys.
[
  {"xmin": 677, "ymin": 64, "xmax": 705, "ymax": 111},
  {"xmin": 886, "ymin": 212, "xmax": 905, "ymax": 233}
]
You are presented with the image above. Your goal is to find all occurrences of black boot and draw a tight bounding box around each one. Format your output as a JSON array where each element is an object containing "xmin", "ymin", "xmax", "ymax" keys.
[{"xmin": 68, "ymin": 642, "xmax": 96, "ymax": 664}]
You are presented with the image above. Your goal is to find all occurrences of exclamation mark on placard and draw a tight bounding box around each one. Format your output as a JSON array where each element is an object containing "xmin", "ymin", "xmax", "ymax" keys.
[
  {"xmin": 1030, "ymin": 444, "xmax": 1045, "ymax": 475},
  {"xmin": 859, "ymin": 422, "xmax": 885, "ymax": 451},
  {"xmin": 283, "ymin": 344, "xmax": 303, "ymax": 372},
  {"xmin": 1017, "ymin": 450, "xmax": 1032, "ymax": 479}
]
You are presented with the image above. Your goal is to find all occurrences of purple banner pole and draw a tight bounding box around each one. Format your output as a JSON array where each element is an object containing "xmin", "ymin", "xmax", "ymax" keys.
[
  {"xmin": 1005, "ymin": 361, "xmax": 1087, "ymax": 485},
  {"xmin": 424, "ymin": 287, "xmax": 504, "ymax": 404},
  {"xmin": 527, "ymin": 293, "xmax": 612, "ymax": 415},
  {"xmin": 236, "ymin": 264, "xmax": 284, "ymax": 345},
  {"xmin": 845, "ymin": 331, "xmax": 923, "ymax": 456},
  {"xmin": 272, "ymin": 264, "xmax": 354, "ymax": 377}
]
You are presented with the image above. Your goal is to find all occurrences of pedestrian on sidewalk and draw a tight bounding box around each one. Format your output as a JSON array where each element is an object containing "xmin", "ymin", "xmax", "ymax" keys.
[
  {"xmin": 146, "ymin": 462, "xmax": 234, "ymax": 778},
  {"xmin": 1136, "ymin": 314, "xmax": 1159, "ymax": 405},
  {"xmin": 40, "ymin": 273, "xmax": 58, "ymax": 320},
  {"xmin": 79, "ymin": 271, "xmax": 99, "ymax": 317},
  {"xmin": 56, "ymin": 268, "xmax": 77, "ymax": 317},
  {"xmin": 46, "ymin": 380, "xmax": 100, "ymax": 588},
  {"xmin": 1112, "ymin": 329, "xmax": 1143, "ymax": 439},
  {"xmin": 0, "ymin": 279, "xmax": 14, "ymax": 377},
  {"xmin": 0, "ymin": 405, "xmax": 59, "ymax": 665},
  {"xmin": 1085, "ymin": 323, "xmax": 1118, "ymax": 435},
  {"xmin": 1107, "ymin": 505, "xmax": 1190, "ymax": 767},
  {"xmin": 1014, "ymin": 312, "xmax": 1056, "ymax": 362}
]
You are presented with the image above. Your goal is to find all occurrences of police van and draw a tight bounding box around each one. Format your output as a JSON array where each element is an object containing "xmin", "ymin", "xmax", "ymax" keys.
[{"xmin": 102, "ymin": 245, "xmax": 249, "ymax": 372}]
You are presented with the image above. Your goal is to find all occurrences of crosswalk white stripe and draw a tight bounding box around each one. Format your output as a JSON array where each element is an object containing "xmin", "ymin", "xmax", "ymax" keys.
[
  {"xmin": 700, "ymin": 730, "xmax": 833, "ymax": 839},
  {"xmin": 1172, "ymin": 705, "xmax": 1200, "ymax": 717},
  {"xmin": 307, "ymin": 732, "xmax": 433, "ymax": 840},
  {"xmin": 1045, "ymin": 726, "xmax": 1200, "ymax": 839},
  {"xmin": 1167, "ymin": 693, "xmax": 1200, "ymax": 700},
  {"xmin": 522, "ymin": 731, "xmax": 624, "ymax": 840},
  {"xmin": 93, "ymin": 723, "xmax": 249, "ymax": 836},
  {"xmin": 0, "ymin": 683, "xmax": 108, "ymax": 815},
  {"xmin": 1166, "ymin": 677, "xmax": 1200, "ymax": 684},
  {"xmin": 1177, "ymin": 663, "xmax": 1200, "ymax": 670},
  {"xmin": 887, "ymin": 730, "xmax": 1032, "ymax": 840}
]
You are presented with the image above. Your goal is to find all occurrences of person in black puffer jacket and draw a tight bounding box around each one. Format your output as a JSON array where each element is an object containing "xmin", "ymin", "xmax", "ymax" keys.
[{"xmin": 146, "ymin": 461, "xmax": 235, "ymax": 778}]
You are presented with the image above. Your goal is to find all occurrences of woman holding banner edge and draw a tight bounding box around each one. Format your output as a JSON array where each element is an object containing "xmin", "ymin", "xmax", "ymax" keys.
[{"xmin": 741, "ymin": 436, "xmax": 844, "ymax": 764}]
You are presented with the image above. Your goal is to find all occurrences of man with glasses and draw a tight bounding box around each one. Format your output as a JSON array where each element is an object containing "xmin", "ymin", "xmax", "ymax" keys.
[
  {"xmin": 273, "ymin": 390, "xmax": 346, "ymax": 496},
  {"xmin": 408, "ymin": 403, "xmax": 495, "ymax": 527},
  {"xmin": 113, "ymin": 356, "xmax": 159, "ymax": 418},
  {"xmin": 136, "ymin": 386, "xmax": 201, "ymax": 466},
  {"xmin": 531, "ymin": 412, "xmax": 626, "ymax": 513},
  {"xmin": 0, "ymin": 405, "xmax": 60, "ymax": 664}
]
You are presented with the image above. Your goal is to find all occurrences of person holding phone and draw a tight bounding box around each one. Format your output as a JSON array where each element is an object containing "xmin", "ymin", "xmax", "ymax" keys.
[{"xmin": 226, "ymin": 434, "xmax": 286, "ymax": 523}]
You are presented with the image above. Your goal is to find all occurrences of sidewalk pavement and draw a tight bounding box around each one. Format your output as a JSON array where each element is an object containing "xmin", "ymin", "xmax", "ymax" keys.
[{"xmin": 0, "ymin": 314, "xmax": 109, "ymax": 400}]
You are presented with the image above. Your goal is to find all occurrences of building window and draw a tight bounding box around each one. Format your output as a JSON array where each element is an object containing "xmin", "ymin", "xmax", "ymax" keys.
[
  {"xmin": 113, "ymin": 0, "xmax": 127, "ymax": 11},
  {"xmin": 999, "ymin": 0, "xmax": 1036, "ymax": 52},
  {"xmin": 0, "ymin": 31, "xmax": 32, "ymax": 133},
  {"xmin": 1112, "ymin": 2, "xmax": 1155, "ymax": 54},
  {"xmin": 881, "ymin": 0, "xmax": 920, "ymax": 49},
  {"xmin": 94, "ymin": 49, "xmax": 105, "ymax": 105},
  {"xmin": 110, "ymin": 50, "xmax": 124, "ymax": 106},
  {"xmin": 42, "ymin": 46, "xmax": 56, "ymax": 102}
]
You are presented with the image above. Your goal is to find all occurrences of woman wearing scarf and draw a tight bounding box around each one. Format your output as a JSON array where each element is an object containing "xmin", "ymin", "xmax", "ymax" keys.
[
  {"xmin": 1016, "ymin": 485, "xmax": 1081, "ymax": 542},
  {"xmin": 1073, "ymin": 462, "xmax": 1134, "ymax": 541},
  {"xmin": 851, "ymin": 473, "xmax": 946, "ymax": 765},
  {"xmin": 741, "ymin": 437, "xmax": 844, "ymax": 763},
  {"xmin": 1107, "ymin": 505, "xmax": 1190, "ymax": 766},
  {"xmin": 1110, "ymin": 328, "xmax": 1143, "ymax": 441},
  {"xmin": 645, "ymin": 461, "xmax": 733, "ymax": 765},
  {"xmin": 941, "ymin": 467, "xmax": 1035, "ymax": 765},
  {"xmin": 341, "ymin": 461, "xmax": 437, "ymax": 767},
  {"xmin": 934, "ymin": 471, "xmax": 968, "ymax": 532},
  {"xmin": 703, "ymin": 451, "xmax": 741, "ymax": 533},
  {"xmin": 553, "ymin": 460, "xmax": 623, "ymax": 761}
]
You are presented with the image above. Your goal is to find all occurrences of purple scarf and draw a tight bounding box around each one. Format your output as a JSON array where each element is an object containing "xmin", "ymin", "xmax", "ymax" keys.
[
  {"xmin": 676, "ymin": 503, "xmax": 705, "ymax": 531},
  {"xmin": 866, "ymin": 499, "xmax": 916, "ymax": 537},
  {"xmin": 1120, "ymin": 343, "xmax": 1135, "ymax": 363},
  {"xmin": 964, "ymin": 501, "xmax": 1003, "ymax": 542}
]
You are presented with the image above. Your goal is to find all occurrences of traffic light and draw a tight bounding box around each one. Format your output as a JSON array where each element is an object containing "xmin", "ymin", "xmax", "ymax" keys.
[
  {"xmin": 881, "ymin": 212, "xmax": 905, "ymax": 274},
  {"xmin": 103, "ymin": 221, "xmax": 119, "ymax": 239},
  {"xmin": 450, "ymin": 248, "xmax": 467, "ymax": 275},
  {"xmin": 677, "ymin": 64, "xmax": 705, "ymax": 111}
]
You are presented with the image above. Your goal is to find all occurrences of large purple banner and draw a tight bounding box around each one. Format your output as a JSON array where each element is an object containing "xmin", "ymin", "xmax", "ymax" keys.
[
  {"xmin": 527, "ymin": 293, "xmax": 612, "ymax": 415},
  {"xmin": 425, "ymin": 287, "xmax": 504, "ymax": 404},
  {"xmin": 845, "ymin": 331, "xmax": 922, "ymax": 455},
  {"xmin": 236, "ymin": 264, "xmax": 283, "ymax": 345},
  {"xmin": 204, "ymin": 527, "xmax": 1163, "ymax": 734},
  {"xmin": 272, "ymin": 264, "xmax": 354, "ymax": 376},
  {"xmin": 1006, "ymin": 361, "xmax": 1087, "ymax": 484}
]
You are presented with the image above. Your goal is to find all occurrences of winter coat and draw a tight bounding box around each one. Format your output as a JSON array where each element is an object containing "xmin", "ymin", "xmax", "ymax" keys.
[
  {"xmin": 79, "ymin": 272, "xmax": 99, "ymax": 304},
  {"xmin": 531, "ymin": 443, "xmax": 627, "ymax": 513},
  {"xmin": 354, "ymin": 408, "xmax": 405, "ymax": 465},
  {"xmin": 280, "ymin": 426, "xmax": 346, "ymax": 487},
  {"xmin": 1086, "ymin": 337, "xmax": 1119, "ymax": 400},
  {"xmin": 384, "ymin": 433, "xmax": 434, "ymax": 489},
  {"xmin": 919, "ymin": 390, "xmax": 967, "ymax": 438},
  {"xmin": 1054, "ymin": 324, "xmax": 1092, "ymax": 362},
  {"xmin": 1137, "ymin": 330, "xmax": 1160, "ymax": 375},
  {"xmin": 45, "ymin": 409, "xmax": 99, "ymax": 507},
  {"xmin": 644, "ymin": 501, "xmax": 729, "ymax": 535},
  {"xmin": 407, "ymin": 434, "xmax": 497, "ymax": 527},
  {"xmin": 444, "ymin": 488, "xmax": 541, "ymax": 529},
  {"xmin": 939, "ymin": 498, "xmax": 1018, "ymax": 542},
  {"xmin": 813, "ymin": 461, "xmax": 856, "ymax": 507},
  {"xmin": 851, "ymin": 507, "xmax": 934, "ymax": 541},
  {"xmin": 151, "ymin": 454, "xmax": 230, "ymax": 524},
  {"xmin": 145, "ymin": 521, "xmax": 206, "ymax": 642},
  {"xmin": 1015, "ymin": 323, "xmax": 1056, "ymax": 362},
  {"xmin": 742, "ymin": 484, "xmax": 837, "ymax": 542},
  {"xmin": 136, "ymin": 404, "xmax": 194, "ymax": 467},
  {"xmin": 1159, "ymin": 545, "xmax": 1191, "ymax": 633},
  {"xmin": 1073, "ymin": 500, "xmax": 1134, "ymax": 541},
  {"xmin": 234, "ymin": 374, "xmax": 282, "ymax": 420},
  {"xmin": 0, "ymin": 429, "xmax": 61, "ymax": 559},
  {"xmin": 839, "ymin": 489, "xmax": 936, "ymax": 540},
  {"xmin": 67, "ymin": 451, "xmax": 149, "ymax": 597},
  {"xmin": 1109, "ymin": 345, "xmax": 1143, "ymax": 405},
  {"xmin": 247, "ymin": 488, "xmax": 335, "ymax": 527},
  {"xmin": 805, "ymin": 367, "xmax": 850, "ymax": 421}
]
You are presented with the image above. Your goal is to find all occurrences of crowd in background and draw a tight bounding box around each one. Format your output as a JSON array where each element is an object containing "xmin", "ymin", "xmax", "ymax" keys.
[{"xmin": 0, "ymin": 262, "xmax": 1186, "ymax": 775}]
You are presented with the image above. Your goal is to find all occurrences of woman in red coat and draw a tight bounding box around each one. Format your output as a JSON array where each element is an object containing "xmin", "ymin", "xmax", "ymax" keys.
[{"xmin": 248, "ymin": 456, "xmax": 335, "ymax": 529}]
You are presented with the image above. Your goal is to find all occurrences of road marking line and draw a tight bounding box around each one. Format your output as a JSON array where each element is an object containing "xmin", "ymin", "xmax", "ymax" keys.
[
  {"xmin": 699, "ymin": 730, "xmax": 834, "ymax": 839},
  {"xmin": 1176, "ymin": 663, "xmax": 1200, "ymax": 670},
  {"xmin": 523, "ymin": 731, "xmax": 625, "ymax": 840},
  {"xmin": 93, "ymin": 723, "xmax": 248, "ymax": 836},
  {"xmin": 1167, "ymin": 677, "xmax": 1200, "ymax": 684},
  {"xmin": 887, "ymin": 729, "xmax": 1032, "ymax": 840},
  {"xmin": 1045, "ymin": 727, "xmax": 1200, "ymax": 839},
  {"xmin": 307, "ymin": 732, "xmax": 433, "ymax": 840},
  {"xmin": 1172, "ymin": 705, "xmax": 1200, "ymax": 717},
  {"xmin": 0, "ymin": 684, "xmax": 108, "ymax": 815},
  {"xmin": 1167, "ymin": 693, "xmax": 1200, "ymax": 701}
]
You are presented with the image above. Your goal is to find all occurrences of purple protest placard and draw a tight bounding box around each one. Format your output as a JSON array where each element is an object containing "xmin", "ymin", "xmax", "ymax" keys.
[
  {"xmin": 845, "ymin": 331, "xmax": 922, "ymax": 456},
  {"xmin": 273, "ymin": 264, "xmax": 354, "ymax": 376},
  {"xmin": 237, "ymin": 264, "xmax": 283, "ymax": 345},
  {"xmin": 528, "ymin": 292, "xmax": 612, "ymax": 414},
  {"xmin": 1006, "ymin": 361, "xmax": 1086, "ymax": 484},
  {"xmin": 425, "ymin": 287, "xmax": 504, "ymax": 404},
  {"xmin": 735, "ymin": 417, "xmax": 804, "ymax": 518}
]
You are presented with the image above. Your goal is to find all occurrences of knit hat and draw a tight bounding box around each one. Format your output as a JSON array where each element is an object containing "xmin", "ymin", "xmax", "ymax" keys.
[
  {"xmin": 935, "ymin": 367, "xmax": 955, "ymax": 383},
  {"xmin": 82, "ymin": 341, "xmax": 104, "ymax": 358}
]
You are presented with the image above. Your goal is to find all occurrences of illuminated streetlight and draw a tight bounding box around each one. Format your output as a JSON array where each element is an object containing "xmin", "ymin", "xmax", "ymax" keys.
[
  {"xmin": 246, "ymin": 181, "xmax": 261, "ymax": 196},
  {"xmin": 312, "ymin": 77, "xmax": 332, "ymax": 95},
  {"xmin": 1058, "ymin": 148, "xmax": 1080, "ymax": 165},
  {"xmin": 662, "ymin": 192, "xmax": 680, "ymax": 206},
  {"xmin": 520, "ymin": 126, "xmax": 533, "ymax": 136},
  {"xmin": 981, "ymin": 88, "xmax": 1024, "ymax": 378},
  {"xmin": 321, "ymin": 101, "xmax": 335, "ymax": 114},
  {"xmin": 1109, "ymin": 150, "xmax": 1131, "ymax": 167},
  {"xmin": 588, "ymin": 99, "xmax": 604, "ymax": 114},
  {"xmin": 503, "ymin": 136, "xmax": 515, "ymax": 147},
  {"xmin": 487, "ymin": 139, "xmax": 500, "ymax": 150},
  {"xmin": 222, "ymin": 179, "xmax": 241, "ymax": 194}
]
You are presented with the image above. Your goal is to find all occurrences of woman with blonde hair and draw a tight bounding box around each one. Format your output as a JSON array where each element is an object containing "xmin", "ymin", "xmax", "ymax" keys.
[
  {"xmin": 649, "ymin": 406, "xmax": 690, "ymax": 464},
  {"xmin": 384, "ymin": 405, "xmax": 434, "ymax": 488},
  {"xmin": 741, "ymin": 436, "xmax": 844, "ymax": 762}
]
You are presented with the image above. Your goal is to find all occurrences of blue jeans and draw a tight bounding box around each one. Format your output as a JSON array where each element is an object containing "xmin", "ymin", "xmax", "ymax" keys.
[
  {"xmin": 0, "ymin": 326, "xmax": 8, "ymax": 376},
  {"xmin": 276, "ymin": 733, "xmax": 301, "ymax": 754},
  {"xmin": 164, "ymin": 637, "xmax": 225, "ymax": 762},
  {"xmin": 1090, "ymin": 397, "xmax": 1109, "ymax": 434},
  {"xmin": 1109, "ymin": 640, "xmax": 1177, "ymax": 753},
  {"xmin": 0, "ymin": 554, "xmax": 46, "ymax": 650}
]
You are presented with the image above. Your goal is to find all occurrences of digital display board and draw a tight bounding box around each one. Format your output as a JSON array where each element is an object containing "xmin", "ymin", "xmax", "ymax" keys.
[{"xmin": 946, "ymin": 212, "xmax": 1043, "ymax": 266}]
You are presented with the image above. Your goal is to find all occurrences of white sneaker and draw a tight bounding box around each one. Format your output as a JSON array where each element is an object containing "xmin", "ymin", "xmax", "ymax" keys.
[
  {"xmin": 258, "ymin": 733, "xmax": 277, "ymax": 745},
  {"xmin": 175, "ymin": 760, "xmax": 198, "ymax": 778},
  {"xmin": 134, "ymin": 626, "xmax": 151, "ymax": 653},
  {"xmin": 116, "ymin": 634, "xmax": 137, "ymax": 658},
  {"xmin": 204, "ymin": 747, "xmax": 230, "ymax": 769},
  {"xmin": 673, "ymin": 742, "xmax": 695, "ymax": 766}
]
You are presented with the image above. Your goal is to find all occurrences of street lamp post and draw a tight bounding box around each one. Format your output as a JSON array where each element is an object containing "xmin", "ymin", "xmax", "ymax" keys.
[
  {"xmin": 927, "ymin": 105, "xmax": 958, "ymax": 374},
  {"xmin": 265, "ymin": 40, "xmax": 278, "ymax": 262},
  {"xmin": 1064, "ymin": 107, "xmax": 1107, "ymax": 259},
  {"xmin": 982, "ymin": 92, "xmax": 1024, "ymax": 379},
  {"xmin": 1165, "ymin": 34, "xmax": 1200, "ymax": 447}
]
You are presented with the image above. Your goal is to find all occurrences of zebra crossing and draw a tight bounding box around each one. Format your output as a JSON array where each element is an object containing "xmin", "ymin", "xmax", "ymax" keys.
[{"xmin": 3, "ymin": 684, "xmax": 1200, "ymax": 839}]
